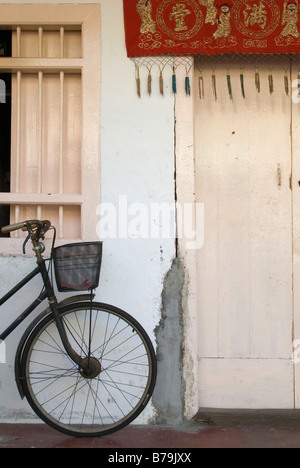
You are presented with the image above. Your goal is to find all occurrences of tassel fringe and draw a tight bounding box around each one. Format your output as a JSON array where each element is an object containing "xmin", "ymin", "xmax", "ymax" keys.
[
  {"xmin": 227, "ymin": 72, "xmax": 233, "ymax": 100},
  {"xmin": 212, "ymin": 72, "xmax": 217, "ymax": 101},
  {"xmin": 147, "ymin": 72, "xmax": 152, "ymax": 96},
  {"xmin": 133, "ymin": 62, "xmax": 295, "ymax": 100},
  {"xmin": 185, "ymin": 75, "xmax": 191, "ymax": 96},
  {"xmin": 159, "ymin": 71, "xmax": 164, "ymax": 96},
  {"xmin": 172, "ymin": 67, "xmax": 177, "ymax": 94},
  {"xmin": 240, "ymin": 69, "xmax": 245, "ymax": 98},
  {"xmin": 255, "ymin": 68, "xmax": 260, "ymax": 93},
  {"xmin": 136, "ymin": 68, "xmax": 141, "ymax": 98},
  {"xmin": 198, "ymin": 73, "xmax": 204, "ymax": 99},
  {"xmin": 284, "ymin": 72, "xmax": 289, "ymax": 96},
  {"xmin": 268, "ymin": 71, "xmax": 274, "ymax": 95}
]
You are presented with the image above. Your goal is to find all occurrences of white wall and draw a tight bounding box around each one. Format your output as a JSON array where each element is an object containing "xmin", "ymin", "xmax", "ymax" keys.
[{"xmin": 0, "ymin": 0, "xmax": 176, "ymax": 422}]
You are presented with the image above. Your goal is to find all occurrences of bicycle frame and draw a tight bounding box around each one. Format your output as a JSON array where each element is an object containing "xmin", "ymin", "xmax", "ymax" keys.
[
  {"xmin": 0, "ymin": 265, "xmax": 47, "ymax": 341},
  {"xmin": 0, "ymin": 257, "xmax": 89, "ymax": 370}
]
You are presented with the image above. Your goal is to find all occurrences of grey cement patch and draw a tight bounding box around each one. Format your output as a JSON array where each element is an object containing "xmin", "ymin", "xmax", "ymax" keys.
[{"xmin": 153, "ymin": 257, "xmax": 186, "ymax": 425}]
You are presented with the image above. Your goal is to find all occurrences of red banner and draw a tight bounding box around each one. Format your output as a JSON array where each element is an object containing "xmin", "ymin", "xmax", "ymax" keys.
[{"xmin": 123, "ymin": 0, "xmax": 300, "ymax": 56}]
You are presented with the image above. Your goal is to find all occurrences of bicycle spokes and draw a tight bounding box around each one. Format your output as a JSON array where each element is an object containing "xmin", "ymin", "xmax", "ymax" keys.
[{"xmin": 21, "ymin": 303, "xmax": 156, "ymax": 436}]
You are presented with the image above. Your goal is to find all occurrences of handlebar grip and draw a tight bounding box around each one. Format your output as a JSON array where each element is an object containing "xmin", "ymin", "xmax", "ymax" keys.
[{"xmin": 2, "ymin": 221, "xmax": 26, "ymax": 234}]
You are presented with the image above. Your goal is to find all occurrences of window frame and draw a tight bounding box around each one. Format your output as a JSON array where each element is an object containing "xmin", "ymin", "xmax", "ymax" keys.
[{"xmin": 0, "ymin": 4, "xmax": 101, "ymax": 254}]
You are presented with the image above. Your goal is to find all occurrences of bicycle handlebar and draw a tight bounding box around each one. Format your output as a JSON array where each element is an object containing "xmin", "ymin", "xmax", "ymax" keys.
[{"xmin": 2, "ymin": 219, "xmax": 51, "ymax": 237}]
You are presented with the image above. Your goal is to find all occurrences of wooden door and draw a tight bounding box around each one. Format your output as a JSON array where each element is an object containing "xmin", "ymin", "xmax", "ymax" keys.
[{"xmin": 195, "ymin": 55, "xmax": 296, "ymax": 408}]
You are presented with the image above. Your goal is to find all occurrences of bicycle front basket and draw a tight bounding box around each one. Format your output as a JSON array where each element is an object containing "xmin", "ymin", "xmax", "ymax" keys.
[{"xmin": 53, "ymin": 242, "xmax": 103, "ymax": 292}]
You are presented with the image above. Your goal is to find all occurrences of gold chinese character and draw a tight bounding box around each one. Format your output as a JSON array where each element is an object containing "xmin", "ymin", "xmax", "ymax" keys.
[
  {"xmin": 243, "ymin": 2, "xmax": 267, "ymax": 30},
  {"xmin": 169, "ymin": 3, "xmax": 192, "ymax": 32}
]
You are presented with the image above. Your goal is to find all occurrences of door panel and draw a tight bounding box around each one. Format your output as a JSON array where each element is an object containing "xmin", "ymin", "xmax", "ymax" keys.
[
  {"xmin": 292, "ymin": 59, "xmax": 300, "ymax": 408},
  {"xmin": 195, "ymin": 56, "xmax": 294, "ymax": 408}
]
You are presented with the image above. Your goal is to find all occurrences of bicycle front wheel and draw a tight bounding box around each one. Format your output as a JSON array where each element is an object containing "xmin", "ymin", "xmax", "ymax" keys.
[{"xmin": 20, "ymin": 302, "xmax": 157, "ymax": 437}]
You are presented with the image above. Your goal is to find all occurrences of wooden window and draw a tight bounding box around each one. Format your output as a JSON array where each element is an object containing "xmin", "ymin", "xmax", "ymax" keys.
[{"xmin": 0, "ymin": 5, "xmax": 101, "ymax": 253}]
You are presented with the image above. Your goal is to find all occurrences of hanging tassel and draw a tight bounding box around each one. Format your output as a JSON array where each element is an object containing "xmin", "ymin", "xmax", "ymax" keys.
[
  {"xmin": 227, "ymin": 71, "xmax": 233, "ymax": 100},
  {"xmin": 172, "ymin": 67, "xmax": 177, "ymax": 94},
  {"xmin": 147, "ymin": 71, "xmax": 152, "ymax": 96},
  {"xmin": 284, "ymin": 71, "xmax": 289, "ymax": 96},
  {"xmin": 212, "ymin": 70, "xmax": 217, "ymax": 101},
  {"xmin": 240, "ymin": 68, "xmax": 245, "ymax": 99},
  {"xmin": 255, "ymin": 67, "xmax": 260, "ymax": 93},
  {"xmin": 136, "ymin": 67, "xmax": 141, "ymax": 98},
  {"xmin": 159, "ymin": 70, "xmax": 164, "ymax": 96},
  {"xmin": 268, "ymin": 70, "xmax": 274, "ymax": 95},
  {"xmin": 198, "ymin": 72, "xmax": 204, "ymax": 99},
  {"xmin": 185, "ymin": 74, "xmax": 191, "ymax": 96}
]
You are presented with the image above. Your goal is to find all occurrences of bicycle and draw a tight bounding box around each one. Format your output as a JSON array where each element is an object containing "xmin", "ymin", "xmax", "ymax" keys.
[{"xmin": 0, "ymin": 219, "xmax": 157, "ymax": 437}]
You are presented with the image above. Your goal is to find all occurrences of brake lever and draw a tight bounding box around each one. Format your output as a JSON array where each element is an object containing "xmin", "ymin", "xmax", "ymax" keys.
[{"xmin": 23, "ymin": 234, "xmax": 31, "ymax": 254}]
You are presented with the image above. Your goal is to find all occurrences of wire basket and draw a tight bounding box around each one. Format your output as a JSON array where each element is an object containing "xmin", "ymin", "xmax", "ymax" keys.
[{"xmin": 52, "ymin": 242, "xmax": 103, "ymax": 292}]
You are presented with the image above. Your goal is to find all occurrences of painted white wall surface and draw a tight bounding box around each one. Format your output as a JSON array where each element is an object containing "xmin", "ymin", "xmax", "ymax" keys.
[{"xmin": 0, "ymin": 0, "xmax": 176, "ymax": 423}]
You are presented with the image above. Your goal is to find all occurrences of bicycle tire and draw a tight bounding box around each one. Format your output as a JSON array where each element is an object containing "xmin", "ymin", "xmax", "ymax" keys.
[{"xmin": 20, "ymin": 302, "xmax": 157, "ymax": 437}]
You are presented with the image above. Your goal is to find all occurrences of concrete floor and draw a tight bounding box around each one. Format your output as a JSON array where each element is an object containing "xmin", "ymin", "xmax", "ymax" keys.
[{"xmin": 2, "ymin": 417, "xmax": 300, "ymax": 448}]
